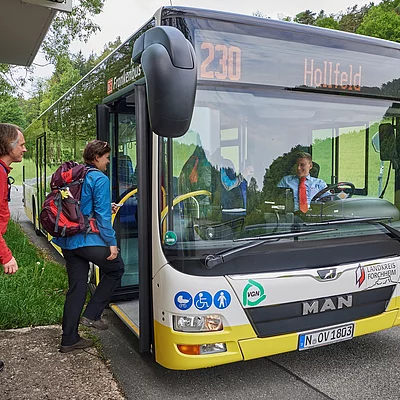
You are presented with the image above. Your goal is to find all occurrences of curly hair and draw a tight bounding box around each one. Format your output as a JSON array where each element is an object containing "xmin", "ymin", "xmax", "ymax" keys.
[{"xmin": 0, "ymin": 123, "xmax": 22, "ymax": 157}]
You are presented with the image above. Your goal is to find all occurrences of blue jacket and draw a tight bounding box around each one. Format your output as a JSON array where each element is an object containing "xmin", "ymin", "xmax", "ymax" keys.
[{"xmin": 52, "ymin": 167, "xmax": 117, "ymax": 249}]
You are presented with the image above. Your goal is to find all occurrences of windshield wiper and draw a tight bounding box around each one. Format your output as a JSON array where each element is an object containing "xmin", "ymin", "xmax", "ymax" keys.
[
  {"xmin": 374, "ymin": 220, "xmax": 400, "ymax": 241},
  {"xmin": 305, "ymin": 216, "xmax": 400, "ymax": 241},
  {"xmin": 304, "ymin": 216, "xmax": 392, "ymax": 226},
  {"xmin": 203, "ymin": 228, "xmax": 337, "ymax": 269}
]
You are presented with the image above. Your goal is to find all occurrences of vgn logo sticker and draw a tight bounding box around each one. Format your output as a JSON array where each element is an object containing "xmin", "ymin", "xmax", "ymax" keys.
[{"xmin": 243, "ymin": 279, "xmax": 266, "ymax": 306}]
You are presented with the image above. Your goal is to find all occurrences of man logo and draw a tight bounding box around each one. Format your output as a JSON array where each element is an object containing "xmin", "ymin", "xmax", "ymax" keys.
[
  {"xmin": 317, "ymin": 268, "xmax": 337, "ymax": 280},
  {"xmin": 302, "ymin": 294, "xmax": 353, "ymax": 315}
]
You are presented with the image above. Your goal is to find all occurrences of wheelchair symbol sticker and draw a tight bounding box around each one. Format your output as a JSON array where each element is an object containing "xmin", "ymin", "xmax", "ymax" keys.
[
  {"xmin": 174, "ymin": 291, "xmax": 192, "ymax": 310},
  {"xmin": 213, "ymin": 290, "xmax": 231, "ymax": 309},
  {"xmin": 194, "ymin": 291, "xmax": 212, "ymax": 311}
]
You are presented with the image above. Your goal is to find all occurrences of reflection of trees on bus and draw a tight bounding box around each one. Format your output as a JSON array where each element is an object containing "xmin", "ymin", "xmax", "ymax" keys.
[{"xmin": 178, "ymin": 144, "xmax": 213, "ymax": 220}]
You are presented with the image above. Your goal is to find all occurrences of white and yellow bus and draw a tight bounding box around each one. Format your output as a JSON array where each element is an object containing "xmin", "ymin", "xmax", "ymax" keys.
[{"xmin": 23, "ymin": 6, "xmax": 400, "ymax": 370}]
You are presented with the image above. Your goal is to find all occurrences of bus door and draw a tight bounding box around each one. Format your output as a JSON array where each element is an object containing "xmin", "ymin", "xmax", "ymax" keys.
[{"xmin": 96, "ymin": 97, "xmax": 142, "ymax": 340}]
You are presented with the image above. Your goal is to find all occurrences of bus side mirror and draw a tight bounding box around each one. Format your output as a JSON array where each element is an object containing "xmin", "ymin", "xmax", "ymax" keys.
[
  {"xmin": 379, "ymin": 123, "xmax": 398, "ymax": 166},
  {"xmin": 132, "ymin": 26, "xmax": 197, "ymax": 138}
]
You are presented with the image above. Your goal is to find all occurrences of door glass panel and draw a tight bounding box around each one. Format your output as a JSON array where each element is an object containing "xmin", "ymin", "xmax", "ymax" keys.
[{"xmin": 114, "ymin": 113, "xmax": 138, "ymax": 287}]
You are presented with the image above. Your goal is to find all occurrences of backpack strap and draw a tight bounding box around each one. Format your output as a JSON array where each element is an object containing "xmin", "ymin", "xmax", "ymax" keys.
[
  {"xmin": 83, "ymin": 166, "xmax": 102, "ymax": 236},
  {"xmin": 0, "ymin": 163, "xmax": 12, "ymax": 202}
]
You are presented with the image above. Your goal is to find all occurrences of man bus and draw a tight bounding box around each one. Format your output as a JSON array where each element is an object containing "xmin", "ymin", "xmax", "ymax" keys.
[{"xmin": 23, "ymin": 6, "xmax": 400, "ymax": 370}]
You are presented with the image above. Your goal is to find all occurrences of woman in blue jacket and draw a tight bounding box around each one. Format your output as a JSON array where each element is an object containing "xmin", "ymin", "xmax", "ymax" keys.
[{"xmin": 54, "ymin": 140, "xmax": 124, "ymax": 353}]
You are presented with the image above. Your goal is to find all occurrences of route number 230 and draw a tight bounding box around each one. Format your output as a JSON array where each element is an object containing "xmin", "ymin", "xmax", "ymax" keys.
[{"xmin": 200, "ymin": 42, "xmax": 241, "ymax": 81}]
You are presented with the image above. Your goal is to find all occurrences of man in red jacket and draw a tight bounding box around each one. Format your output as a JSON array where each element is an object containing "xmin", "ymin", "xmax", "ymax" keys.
[{"xmin": 0, "ymin": 123, "xmax": 27, "ymax": 372}]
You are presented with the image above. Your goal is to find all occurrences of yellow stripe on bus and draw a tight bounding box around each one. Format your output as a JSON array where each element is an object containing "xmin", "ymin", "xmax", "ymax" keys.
[{"xmin": 110, "ymin": 303, "xmax": 140, "ymax": 337}]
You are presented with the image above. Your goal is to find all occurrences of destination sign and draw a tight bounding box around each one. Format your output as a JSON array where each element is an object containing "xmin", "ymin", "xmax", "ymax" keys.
[{"xmin": 195, "ymin": 30, "xmax": 400, "ymax": 97}]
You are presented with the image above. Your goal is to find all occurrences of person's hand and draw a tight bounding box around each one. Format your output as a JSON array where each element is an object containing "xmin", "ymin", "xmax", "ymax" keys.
[
  {"xmin": 111, "ymin": 202, "xmax": 122, "ymax": 214},
  {"xmin": 2, "ymin": 257, "xmax": 18, "ymax": 274},
  {"xmin": 107, "ymin": 246, "xmax": 119, "ymax": 261},
  {"xmin": 243, "ymin": 166, "xmax": 254, "ymax": 180}
]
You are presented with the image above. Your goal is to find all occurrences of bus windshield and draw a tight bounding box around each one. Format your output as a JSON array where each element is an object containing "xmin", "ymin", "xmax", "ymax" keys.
[{"xmin": 160, "ymin": 86, "xmax": 400, "ymax": 253}]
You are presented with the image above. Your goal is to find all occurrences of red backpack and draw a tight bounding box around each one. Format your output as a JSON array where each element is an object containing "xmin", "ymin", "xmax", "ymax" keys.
[{"xmin": 39, "ymin": 161, "xmax": 98, "ymax": 237}]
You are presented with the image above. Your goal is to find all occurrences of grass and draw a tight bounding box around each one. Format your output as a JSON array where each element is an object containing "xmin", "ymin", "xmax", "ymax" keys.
[
  {"xmin": 9, "ymin": 162, "xmax": 23, "ymax": 186},
  {"xmin": 0, "ymin": 218, "xmax": 68, "ymax": 329}
]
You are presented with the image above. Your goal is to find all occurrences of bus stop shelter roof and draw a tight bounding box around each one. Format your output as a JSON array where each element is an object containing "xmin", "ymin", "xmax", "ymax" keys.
[{"xmin": 0, "ymin": 0, "xmax": 71, "ymax": 67}]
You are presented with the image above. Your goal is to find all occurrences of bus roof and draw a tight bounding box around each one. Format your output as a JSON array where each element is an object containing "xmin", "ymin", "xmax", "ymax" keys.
[
  {"xmin": 28, "ymin": 5, "xmax": 400, "ymax": 125},
  {"xmin": 161, "ymin": 6, "xmax": 400, "ymax": 52}
]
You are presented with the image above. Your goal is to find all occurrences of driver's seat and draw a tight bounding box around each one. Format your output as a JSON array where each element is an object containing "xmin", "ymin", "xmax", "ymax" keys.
[{"xmin": 310, "ymin": 161, "xmax": 320, "ymax": 178}]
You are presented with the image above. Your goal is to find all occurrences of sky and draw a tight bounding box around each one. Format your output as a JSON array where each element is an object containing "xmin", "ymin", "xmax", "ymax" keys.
[
  {"xmin": 70, "ymin": 0, "xmax": 362, "ymax": 55},
  {"xmin": 32, "ymin": 0, "xmax": 370, "ymax": 81}
]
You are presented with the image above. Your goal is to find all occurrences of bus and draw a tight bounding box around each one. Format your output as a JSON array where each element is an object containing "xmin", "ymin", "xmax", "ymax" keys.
[{"xmin": 23, "ymin": 6, "xmax": 400, "ymax": 370}]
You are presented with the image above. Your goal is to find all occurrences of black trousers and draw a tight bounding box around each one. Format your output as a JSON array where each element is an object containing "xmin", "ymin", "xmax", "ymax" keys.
[{"xmin": 61, "ymin": 246, "xmax": 124, "ymax": 346}]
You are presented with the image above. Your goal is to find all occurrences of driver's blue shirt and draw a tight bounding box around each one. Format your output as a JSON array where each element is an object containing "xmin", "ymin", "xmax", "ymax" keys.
[{"xmin": 277, "ymin": 174, "xmax": 328, "ymax": 211}]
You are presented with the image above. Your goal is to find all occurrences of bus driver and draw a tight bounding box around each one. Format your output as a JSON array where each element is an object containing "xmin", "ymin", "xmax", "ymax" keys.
[{"xmin": 277, "ymin": 152, "xmax": 328, "ymax": 213}]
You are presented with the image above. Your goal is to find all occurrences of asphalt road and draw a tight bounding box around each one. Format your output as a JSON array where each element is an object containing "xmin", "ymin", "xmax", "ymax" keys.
[
  {"xmin": 96, "ymin": 312, "xmax": 400, "ymax": 400},
  {"xmin": 11, "ymin": 187, "xmax": 400, "ymax": 400}
]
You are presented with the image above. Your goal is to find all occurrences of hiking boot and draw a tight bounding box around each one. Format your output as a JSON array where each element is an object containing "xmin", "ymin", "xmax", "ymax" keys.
[
  {"xmin": 59, "ymin": 337, "xmax": 93, "ymax": 353},
  {"xmin": 80, "ymin": 316, "xmax": 108, "ymax": 330},
  {"xmin": 0, "ymin": 360, "xmax": 4, "ymax": 372}
]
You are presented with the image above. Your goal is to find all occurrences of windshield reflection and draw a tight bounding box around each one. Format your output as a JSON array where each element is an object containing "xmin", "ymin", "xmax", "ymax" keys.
[{"xmin": 160, "ymin": 88, "xmax": 400, "ymax": 248}]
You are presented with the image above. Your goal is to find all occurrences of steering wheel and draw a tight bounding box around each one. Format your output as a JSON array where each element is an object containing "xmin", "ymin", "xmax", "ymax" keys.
[{"xmin": 311, "ymin": 181, "xmax": 356, "ymax": 202}]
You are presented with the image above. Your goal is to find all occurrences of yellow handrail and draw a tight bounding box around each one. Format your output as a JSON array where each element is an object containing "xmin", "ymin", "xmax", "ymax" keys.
[
  {"xmin": 111, "ymin": 188, "xmax": 211, "ymax": 226},
  {"xmin": 160, "ymin": 190, "xmax": 211, "ymax": 222},
  {"xmin": 112, "ymin": 188, "xmax": 138, "ymax": 224}
]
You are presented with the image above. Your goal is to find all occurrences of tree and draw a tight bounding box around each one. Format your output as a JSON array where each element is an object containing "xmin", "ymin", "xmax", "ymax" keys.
[
  {"xmin": 314, "ymin": 10, "xmax": 340, "ymax": 30},
  {"xmin": 0, "ymin": 64, "xmax": 13, "ymax": 96},
  {"xmin": 18, "ymin": 81, "xmax": 44, "ymax": 127},
  {"xmin": 0, "ymin": 95, "xmax": 26, "ymax": 128},
  {"xmin": 42, "ymin": 0, "xmax": 106, "ymax": 64},
  {"xmin": 338, "ymin": 4, "xmax": 373, "ymax": 33},
  {"xmin": 0, "ymin": 0, "xmax": 106, "ymax": 97},
  {"xmin": 357, "ymin": 1, "xmax": 400, "ymax": 42},
  {"xmin": 315, "ymin": 16, "xmax": 340, "ymax": 30},
  {"xmin": 294, "ymin": 10, "xmax": 316, "ymax": 25}
]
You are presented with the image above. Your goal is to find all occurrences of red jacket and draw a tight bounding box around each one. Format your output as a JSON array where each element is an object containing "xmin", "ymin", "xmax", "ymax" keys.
[{"xmin": 0, "ymin": 159, "xmax": 12, "ymax": 265}]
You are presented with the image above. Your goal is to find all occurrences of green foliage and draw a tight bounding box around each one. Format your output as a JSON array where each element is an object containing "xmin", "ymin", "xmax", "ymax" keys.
[
  {"xmin": 42, "ymin": 0, "xmax": 106, "ymax": 63},
  {"xmin": 0, "ymin": 95, "xmax": 26, "ymax": 128},
  {"xmin": 357, "ymin": 1, "xmax": 400, "ymax": 41},
  {"xmin": 294, "ymin": 10, "xmax": 317, "ymax": 25},
  {"xmin": 291, "ymin": 4, "xmax": 374, "ymax": 33},
  {"xmin": 315, "ymin": 16, "xmax": 340, "ymax": 30},
  {"xmin": 0, "ymin": 220, "xmax": 68, "ymax": 329},
  {"xmin": 0, "ymin": 64, "xmax": 13, "ymax": 96},
  {"xmin": 17, "ymin": 81, "xmax": 44, "ymax": 127},
  {"xmin": 338, "ymin": 4, "xmax": 372, "ymax": 33}
]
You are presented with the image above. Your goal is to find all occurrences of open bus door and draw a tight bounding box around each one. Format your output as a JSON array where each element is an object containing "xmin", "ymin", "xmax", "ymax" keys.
[{"xmin": 95, "ymin": 92, "xmax": 153, "ymax": 353}]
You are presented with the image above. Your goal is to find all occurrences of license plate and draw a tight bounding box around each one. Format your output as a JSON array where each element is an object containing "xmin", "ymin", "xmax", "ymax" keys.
[{"xmin": 298, "ymin": 323, "xmax": 354, "ymax": 350}]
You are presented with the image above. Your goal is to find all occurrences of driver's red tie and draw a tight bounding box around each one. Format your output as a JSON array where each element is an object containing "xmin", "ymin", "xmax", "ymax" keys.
[{"xmin": 299, "ymin": 177, "xmax": 308, "ymax": 213}]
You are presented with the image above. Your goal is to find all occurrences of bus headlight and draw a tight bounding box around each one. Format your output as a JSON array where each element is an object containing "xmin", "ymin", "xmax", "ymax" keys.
[
  {"xmin": 173, "ymin": 314, "xmax": 223, "ymax": 332},
  {"xmin": 177, "ymin": 342, "xmax": 227, "ymax": 355}
]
